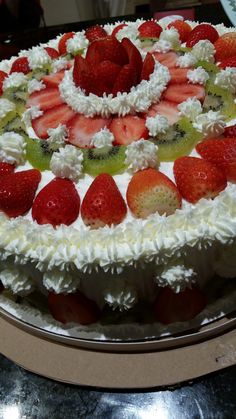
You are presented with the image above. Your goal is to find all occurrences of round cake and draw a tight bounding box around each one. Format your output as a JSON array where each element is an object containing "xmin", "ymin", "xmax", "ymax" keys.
[{"xmin": 0, "ymin": 17, "xmax": 236, "ymax": 340}]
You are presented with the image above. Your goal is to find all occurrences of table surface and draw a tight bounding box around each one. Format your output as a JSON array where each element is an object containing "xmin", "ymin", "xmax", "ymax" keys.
[{"xmin": 0, "ymin": 3, "xmax": 236, "ymax": 416}]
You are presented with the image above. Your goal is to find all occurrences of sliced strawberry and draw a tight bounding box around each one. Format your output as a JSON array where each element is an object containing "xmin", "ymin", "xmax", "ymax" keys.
[
  {"xmin": 196, "ymin": 137, "xmax": 236, "ymax": 182},
  {"xmin": 214, "ymin": 33, "xmax": 236, "ymax": 62},
  {"xmin": 67, "ymin": 114, "xmax": 111, "ymax": 148},
  {"xmin": 110, "ymin": 115, "xmax": 148, "ymax": 145},
  {"xmin": 112, "ymin": 64, "xmax": 137, "ymax": 96},
  {"xmin": 141, "ymin": 52, "xmax": 155, "ymax": 81},
  {"xmin": 219, "ymin": 55, "xmax": 236, "ymax": 69},
  {"xmin": 153, "ymin": 286, "xmax": 206, "ymax": 324},
  {"xmin": 167, "ymin": 20, "xmax": 192, "ymax": 43},
  {"xmin": 138, "ymin": 20, "xmax": 162, "ymax": 39},
  {"xmin": 146, "ymin": 100, "xmax": 180, "ymax": 124},
  {"xmin": 174, "ymin": 156, "xmax": 227, "ymax": 203},
  {"xmin": 111, "ymin": 23, "xmax": 127, "ymax": 37},
  {"xmin": 10, "ymin": 56, "xmax": 30, "ymax": 74},
  {"xmin": 48, "ymin": 291, "xmax": 101, "ymax": 325},
  {"xmin": 86, "ymin": 36, "xmax": 128, "ymax": 67},
  {"xmin": 26, "ymin": 87, "xmax": 63, "ymax": 111},
  {"xmin": 81, "ymin": 173, "xmax": 127, "ymax": 228},
  {"xmin": 0, "ymin": 70, "xmax": 7, "ymax": 96},
  {"xmin": 152, "ymin": 51, "xmax": 178, "ymax": 69},
  {"xmin": 94, "ymin": 60, "xmax": 121, "ymax": 96},
  {"xmin": 0, "ymin": 162, "xmax": 15, "ymax": 176},
  {"xmin": 163, "ymin": 83, "xmax": 205, "ymax": 104},
  {"xmin": 121, "ymin": 37, "xmax": 142, "ymax": 82},
  {"xmin": 44, "ymin": 47, "xmax": 60, "ymax": 59},
  {"xmin": 126, "ymin": 168, "xmax": 182, "ymax": 218},
  {"xmin": 42, "ymin": 70, "xmax": 66, "ymax": 88},
  {"xmin": 224, "ymin": 124, "xmax": 236, "ymax": 137},
  {"xmin": 169, "ymin": 67, "xmax": 191, "ymax": 84},
  {"xmin": 0, "ymin": 169, "xmax": 41, "ymax": 217},
  {"xmin": 32, "ymin": 177, "xmax": 80, "ymax": 227},
  {"xmin": 85, "ymin": 25, "xmax": 107, "ymax": 42},
  {"xmin": 186, "ymin": 23, "xmax": 219, "ymax": 48},
  {"xmin": 73, "ymin": 54, "xmax": 95, "ymax": 93},
  {"xmin": 32, "ymin": 104, "xmax": 76, "ymax": 139},
  {"xmin": 58, "ymin": 32, "xmax": 75, "ymax": 55}
]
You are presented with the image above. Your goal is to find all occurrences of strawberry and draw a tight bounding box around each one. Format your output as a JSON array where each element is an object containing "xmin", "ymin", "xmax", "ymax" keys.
[
  {"xmin": 163, "ymin": 83, "xmax": 205, "ymax": 104},
  {"xmin": 32, "ymin": 104, "xmax": 76, "ymax": 139},
  {"xmin": 214, "ymin": 33, "xmax": 236, "ymax": 62},
  {"xmin": 126, "ymin": 168, "xmax": 182, "ymax": 218},
  {"xmin": 58, "ymin": 32, "xmax": 75, "ymax": 55},
  {"xmin": 81, "ymin": 173, "xmax": 127, "ymax": 228},
  {"xmin": 86, "ymin": 36, "xmax": 128, "ymax": 67},
  {"xmin": 152, "ymin": 51, "xmax": 178, "ymax": 69},
  {"xmin": 121, "ymin": 38, "xmax": 142, "ymax": 81},
  {"xmin": 10, "ymin": 56, "xmax": 30, "ymax": 74},
  {"xmin": 169, "ymin": 67, "xmax": 191, "ymax": 84},
  {"xmin": 67, "ymin": 114, "xmax": 111, "ymax": 148},
  {"xmin": 0, "ymin": 70, "xmax": 7, "ymax": 96},
  {"xmin": 140, "ymin": 52, "xmax": 155, "ymax": 81},
  {"xmin": 0, "ymin": 162, "xmax": 15, "ymax": 176},
  {"xmin": 42, "ymin": 70, "xmax": 66, "ymax": 88},
  {"xmin": 186, "ymin": 23, "xmax": 219, "ymax": 48},
  {"xmin": 196, "ymin": 137, "xmax": 236, "ymax": 182},
  {"xmin": 112, "ymin": 64, "xmax": 137, "ymax": 96},
  {"xmin": 73, "ymin": 54, "xmax": 95, "ymax": 93},
  {"xmin": 138, "ymin": 20, "xmax": 162, "ymax": 39},
  {"xmin": 146, "ymin": 100, "xmax": 180, "ymax": 124},
  {"xmin": 0, "ymin": 169, "xmax": 41, "ymax": 217},
  {"xmin": 32, "ymin": 177, "xmax": 80, "ymax": 227},
  {"xmin": 44, "ymin": 47, "xmax": 60, "ymax": 59},
  {"xmin": 174, "ymin": 156, "xmax": 227, "ymax": 203},
  {"xmin": 219, "ymin": 55, "xmax": 236, "ymax": 69},
  {"xmin": 111, "ymin": 23, "xmax": 127, "ymax": 37},
  {"xmin": 153, "ymin": 286, "xmax": 206, "ymax": 324},
  {"xmin": 224, "ymin": 124, "xmax": 236, "ymax": 137},
  {"xmin": 110, "ymin": 115, "xmax": 148, "ymax": 145},
  {"xmin": 0, "ymin": 281, "xmax": 4, "ymax": 294},
  {"xmin": 85, "ymin": 25, "xmax": 107, "ymax": 42},
  {"xmin": 48, "ymin": 291, "xmax": 101, "ymax": 325},
  {"xmin": 26, "ymin": 87, "xmax": 63, "ymax": 111},
  {"xmin": 167, "ymin": 20, "xmax": 192, "ymax": 43},
  {"xmin": 95, "ymin": 60, "xmax": 121, "ymax": 96}
]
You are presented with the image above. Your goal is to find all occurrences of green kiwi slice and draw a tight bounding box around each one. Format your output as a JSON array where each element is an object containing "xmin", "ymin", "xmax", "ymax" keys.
[
  {"xmin": 83, "ymin": 145, "xmax": 127, "ymax": 176},
  {"xmin": 1, "ymin": 115, "xmax": 26, "ymax": 135},
  {"xmin": 26, "ymin": 136, "xmax": 53, "ymax": 171},
  {"xmin": 195, "ymin": 60, "xmax": 220, "ymax": 75},
  {"xmin": 3, "ymin": 88, "xmax": 28, "ymax": 114},
  {"xmin": 203, "ymin": 81, "xmax": 236, "ymax": 121}
]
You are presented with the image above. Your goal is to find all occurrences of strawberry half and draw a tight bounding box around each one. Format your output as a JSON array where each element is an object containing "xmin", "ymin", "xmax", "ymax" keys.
[
  {"xmin": 141, "ymin": 52, "xmax": 155, "ymax": 81},
  {"xmin": 85, "ymin": 25, "xmax": 107, "ymax": 42},
  {"xmin": 73, "ymin": 54, "xmax": 95, "ymax": 93},
  {"xmin": 146, "ymin": 100, "xmax": 180, "ymax": 125},
  {"xmin": 152, "ymin": 51, "xmax": 178, "ymax": 69},
  {"xmin": 81, "ymin": 173, "xmax": 127, "ymax": 228},
  {"xmin": 186, "ymin": 23, "xmax": 219, "ymax": 48},
  {"xmin": 214, "ymin": 33, "xmax": 236, "ymax": 62},
  {"xmin": 121, "ymin": 37, "xmax": 142, "ymax": 82},
  {"xmin": 169, "ymin": 67, "xmax": 191, "ymax": 84},
  {"xmin": 126, "ymin": 168, "xmax": 182, "ymax": 218},
  {"xmin": 32, "ymin": 104, "xmax": 76, "ymax": 139},
  {"xmin": 153, "ymin": 286, "xmax": 206, "ymax": 324},
  {"xmin": 86, "ymin": 36, "xmax": 128, "ymax": 67},
  {"xmin": 0, "ymin": 70, "xmax": 7, "ymax": 96},
  {"xmin": 112, "ymin": 64, "xmax": 137, "ymax": 96},
  {"xmin": 174, "ymin": 156, "xmax": 227, "ymax": 203},
  {"xmin": 111, "ymin": 23, "xmax": 127, "ymax": 37},
  {"xmin": 0, "ymin": 162, "xmax": 15, "ymax": 176},
  {"xmin": 10, "ymin": 56, "xmax": 30, "ymax": 74},
  {"xmin": 67, "ymin": 114, "xmax": 111, "ymax": 148},
  {"xmin": 163, "ymin": 83, "xmax": 205, "ymax": 104},
  {"xmin": 110, "ymin": 115, "xmax": 148, "ymax": 145},
  {"xmin": 138, "ymin": 20, "xmax": 162, "ymax": 39},
  {"xmin": 44, "ymin": 47, "xmax": 60, "ymax": 59},
  {"xmin": 26, "ymin": 87, "xmax": 64, "ymax": 111},
  {"xmin": 48, "ymin": 291, "xmax": 101, "ymax": 325},
  {"xmin": 58, "ymin": 32, "xmax": 75, "ymax": 55},
  {"xmin": 32, "ymin": 177, "xmax": 80, "ymax": 227},
  {"xmin": 167, "ymin": 20, "xmax": 192, "ymax": 43},
  {"xmin": 42, "ymin": 70, "xmax": 66, "ymax": 88},
  {"xmin": 0, "ymin": 169, "xmax": 41, "ymax": 217}
]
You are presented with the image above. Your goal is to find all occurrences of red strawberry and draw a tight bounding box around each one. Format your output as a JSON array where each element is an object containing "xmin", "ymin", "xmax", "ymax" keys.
[
  {"xmin": 0, "ymin": 169, "xmax": 41, "ymax": 217},
  {"xmin": 0, "ymin": 281, "xmax": 4, "ymax": 294},
  {"xmin": 196, "ymin": 137, "xmax": 236, "ymax": 182},
  {"xmin": 73, "ymin": 54, "xmax": 95, "ymax": 93},
  {"xmin": 224, "ymin": 124, "xmax": 236, "ymax": 137},
  {"xmin": 126, "ymin": 168, "xmax": 181, "ymax": 218},
  {"xmin": 111, "ymin": 23, "xmax": 127, "ymax": 37},
  {"xmin": 152, "ymin": 51, "xmax": 178, "ymax": 69},
  {"xmin": 167, "ymin": 20, "xmax": 192, "ymax": 43},
  {"xmin": 112, "ymin": 64, "xmax": 137, "ymax": 96},
  {"xmin": 169, "ymin": 67, "xmax": 191, "ymax": 84},
  {"xmin": 42, "ymin": 70, "xmax": 66, "ymax": 88},
  {"xmin": 26, "ymin": 87, "xmax": 64, "ymax": 111},
  {"xmin": 174, "ymin": 156, "xmax": 227, "ymax": 203},
  {"xmin": 32, "ymin": 177, "xmax": 80, "ymax": 227},
  {"xmin": 81, "ymin": 173, "xmax": 127, "ymax": 228},
  {"xmin": 163, "ymin": 83, "xmax": 205, "ymax": 104},
  {"xmin": 219, "ymin": 55, "xmax": 236, "ymax": 69},
  {"xmin": 0, "ymin": 70, "xmax": 7, "ymax": 96},
  {"xmin": 95, "ymin": 60, "xmax": 121, "ymax": 96},
  {"xmin": 0, "ymin": 162, "xmax": 15, "ymax": 176},
  {"xmin": 85, "ymin": 25, "xmax": 107, "ymax": 42},
  {"xmin": 10, "ymin": 56, "xmax": 30, "ymax": 74},
  {"xmin": 48, "ymin": 291, "xmax": 101, "ymax": 325},
  {"xmin": 86, "ymin": 36, "xmax": 128, "ymax": 67},
  {"xmin": 44, "ymin": 47, "xmax": 60, "ymax": 59},
  {"xmin": 32, "ymin": 104, "xmax": 76, "ymax": 139},
  {"xmin": 146, "ymin": 100, "xmax": 180, "ymax": 124},
  {"xmin": 67, "ymin": 114, "xmax": 111, "ymax": 148},
  {"xmin": 153, "ymin": 286, "xmax": 206, "ymax": 324},
  {"xmin": 140, "ymin": 52, "xmax": 155, "ymax": 81},
  {"xmin": 121, "ymin": 37, "xmax": 142, "ymax": 81},
  {"xmin": 58, "ymin": 32, "xmax": 75, "ymax": 55},
  {"xmin": 214, "ymin": 33, "xmax": 236, "ymax": 62},
  {"xmin": 110, "ymin": 115, "xmax": 148, "ymax": 145},
  {"xmin": 186, "ymin": 23, "xmax": 219, "ymax": 48},
  {"xmin": 138, "ymin": 20, "xmax": 162, "ymax": 39}
]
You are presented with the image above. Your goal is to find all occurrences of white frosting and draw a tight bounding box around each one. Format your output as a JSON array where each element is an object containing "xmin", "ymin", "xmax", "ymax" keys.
[
  {"xmin": 151, "ymin": 40, "xmax": 172, "ymax": 53},
  {"xmin": 27, "ymin": 47, "xmax": 51, "ymax": 70},
  {"xmin": 176, "ymin": 53, "xmax": 197, "ymax": 68},
  {"xmin": 103, "ymin": 278, "xmax": 138, "ymax": 311},
  {"xmin": 214, "ymin": 68, "xmax": 236, "ymax": 94},
  {"xmin": 116, "ymin": 23, "xmax": 139, "ymax": 42},
  {"xmin": 146, "ymin": 114, "xmax": 170, "ymax": 136},
  {"xmin": 3, "ymin": 72, "xmax": 28, "ymax": 91},
  {"xmin": 187, "ymin": 67, "xmax": 209, "ymax": 85},
  {"xmin": 159, "ymin": 27, "xmax": 180, "ymax": 47},
  {"xmin": 28, "ymin": 79, "xmax": 46, "ymax": 94},
  {"xmin": 21, "ymin": 105, "xmax": 43, "ymax": 126},
  {"xmin": 51, "ymin": 57, "xmax": 68, "ymax": 73},
  {"xmin": 90, "ymin": 128, "xmax": 114, "ymax": 148},
  {"xmin": 47, "ymin": 124, "xmax": 67, "ymax": 150},
  {"xmin": 0, "ymin": 266, "xmax": 34, "ymax": 296},
  {"xmin": 0, "ymin": 132, "xmax": 26, "ymax": 165},
  {"xmin": 43, "ymin": 269, "xmax": 80, "ymax": 293},
  {"xmin": 0, "ymin": 98, "xmax": 15, "ymax": 118},
  {"xmin": 66, "ymin": 32, "xmax": 89, "ymax": 54},
  {"xmin": 158, "ymin": 15, "xmax": 184, "ymax": 28},
  {"xmin": 125, "ymin": 139, "xmax": 158, "ymax": 172},
  {"xmin": 191, "ymin": 40, "xmax": 215, "ymax": 62},
  {"xmin": 156, "ymin": 262, "xmax": 197, "ymax": 292},
  {"xmin": 50, "ymin": 144, "xmax": 84, "ymax": 181},
  {"xmin": 177, "ymin": 97, "xmax": 202, "ymax": 121},
  {"xmin": 193, "ymin": 110, "xmax": 226, "ymax": 138}
]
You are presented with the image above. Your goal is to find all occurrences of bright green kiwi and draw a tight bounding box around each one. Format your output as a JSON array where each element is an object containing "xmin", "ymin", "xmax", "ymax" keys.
[
  {"xmin": 3, "ymin": 88, "xmax": 28, "ymax": 114},
  {"xmin": 82, "ymin": 145, "xmax": 127, "ymax": 176},
  {"xmin": 195, "ymin": 60, "xmax": 220, "ymax": 75},
  {"xmin": 0, "ymin": 114, "xmax": 26, "ymax": 135},
  {"xmin": 26, "ymin": 136, "xmax": 53, "ymax": 171},
  {"xmin": 203, "ymin": 81, "xmax": 236, "ymax": 121}
]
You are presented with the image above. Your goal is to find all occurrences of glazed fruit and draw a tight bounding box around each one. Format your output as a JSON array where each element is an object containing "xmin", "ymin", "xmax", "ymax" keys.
[{"xmin": 83, "ymin": 146, "xmax": 126, "ymax": 176}]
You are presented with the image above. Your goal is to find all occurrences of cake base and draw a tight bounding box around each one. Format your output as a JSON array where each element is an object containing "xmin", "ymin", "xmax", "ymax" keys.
[{"xmin": 0, "ymin": 312, "xmax": 236, "ymax": 388}]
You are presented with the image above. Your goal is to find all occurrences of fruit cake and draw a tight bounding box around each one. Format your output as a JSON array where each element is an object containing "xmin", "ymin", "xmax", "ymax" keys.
[{"xmin": 0, "ymin": 17, "xmax": 236, "ymax": 339}]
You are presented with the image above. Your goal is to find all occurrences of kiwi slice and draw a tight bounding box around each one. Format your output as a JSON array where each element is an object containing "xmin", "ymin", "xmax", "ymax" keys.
[
  {"xmin": 26, "ymin": 136, "xmax": 53, "ymax": 171},
  {"xmin": 195, "ymin": 60, "xmax": 220, "ymax": 75},
  {"xmin": 1, "ymin": 115, "xmax": 26, "ymax": 135},
  {"xmin": 3, "ymin": 88, "xmax": 28, "ymax": 114},
  {"xmin": 155, "ymin": 117, "xmax": 203, "ymax": 162},
  {"xmin": 203, "ymin": 81, "xmax": 236, "ymax": 121},
  {"xmin": 83, "ymin": 145, "xmax": 127, "ymax": 176}
]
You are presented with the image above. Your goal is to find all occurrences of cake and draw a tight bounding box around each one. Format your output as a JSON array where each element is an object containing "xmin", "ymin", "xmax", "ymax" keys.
[{"xmin": 0, "ymin": 17, "xmax": 236, "ymax": 340}]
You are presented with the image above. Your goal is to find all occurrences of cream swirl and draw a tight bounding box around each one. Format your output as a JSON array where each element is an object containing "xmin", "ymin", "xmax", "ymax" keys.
[
  {"xmin": 214, "ymin": 68, "xmax": 236, "ymax": 93},
  {"xmin": 3, "ymin": 72, "xmax": 28, "ymax": 90},
  {"xmin": 193, "ymin": 110, "xmax": 225, "ymax": 138},
  {"xmin": 103, "ymin": 279, "xmax": 138, "ymax": 311},
  {"xmin": 187, "ymin": 67, "xmax": 209, "ymax": 85},
  {"xmin": 27, "ymin": 46, "xmax": 51, "ymax": 70},
  {"xmin": 176, "ymin": 53, "xmax": 197, "ymax": 68},
  {"xmin": 146, "ymin": 114, "xmax": 170, "ymax": 136},
  {"xmin": 50, "ymin": 144, "xmax": 84, "ymax": 181},
  {"xmin": 66, "ymin": 32, "xmax": 89, "ymax": 55},
  {"xmin": 0, "ymin": 98, "xmax": 15, "ymax": 118},
  {"xmin": 28, "ymin": 79, "xmax": 46, "ymax": 94},
  {"xmin": 0, "ymin": 265, "xmax": 34, "ymax": 296},
  {"xmin": 43, "ymin": 269, "xmax": 80, "ymax": 293},
  {"xmin": 125, "ymin": 139, "xmax": 158, "ymax": 172},
  {"xmin": 159, "ymin": 27, "xmax": 180, "ymax": 47},
  {"xmin": 156, "ymin": 262, "xmax": 197, "ymax": 292},
  {"xmin": 191, "ymin": 40, "xmax": 215, "ymax": 62},
  {"xmin": 0, "ymin": 132, "xmax": 26, "ymax": 165},
  {"xmin": 91, "ymin": 128, "xmax": 114, "ymax": 148},
  {"xmin": 177, "ymin": 97, "xmax": 202, "ymax": 121}
]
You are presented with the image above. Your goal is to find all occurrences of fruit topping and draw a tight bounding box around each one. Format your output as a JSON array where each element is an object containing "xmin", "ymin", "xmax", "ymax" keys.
[
  {"xmin": 112, "ymin": 64, "xmax": 137, "ymax": 96},
  {"xmin": 95, "ymin": 60, "xmax": 121, "ymax": 96},
  {"xmin": 126, "ymin": 168, "xmax": 182, "ymax": 218},
  {"xmin": 174, "ymin": 156, "xmax": 227, "ymax": 203},
  {"xmin": 67, "ymin": 114, "xmax": 111, "ymax": 148},
  {"xmin": 167, "ymin": 20, "xmax": 192, "ymax": 43},
  {"xmin": 25, "ymin": 137, "xmax": 53, "ymax": 171},
  {"xmin": 163, "ymin": 83, "xmax": 205, "ymax": 104},
  {"xmin": 214, "ymin": 33, "xmax": 236, "ymax": 62},
  {"xmin": 152, "ymin": 51, "xmax": 178, "ymax": 69},
  {"xmin": 42, "ymin": 70, "xmax": 66, "ymax": 88},
  {"xmin": 44, "ymin": 47, "xmax": 60, "ymax": 59},
  {"xmin": 48, "ymin": 291, "xmax": 101, "ymax": 325},
  {"xmin": 186, "ymin": 23, "xmax": 219, "ymax": 48},
  {"xmin": 0, "ymin": 162, "xmax": 15, "ymax": 176},
  {"xmin": 110, "ymin": 115, "xmax": 148, "ymax": 146},
  {"xmin": 140, "ymin": 52, "xmax": 155, "ymax": 81},
  {"xmin": 219, "ymin": 56, "xmax": 236, "ymax": 69},
  {"xmin": 85, "ymin": 25, "xmax": 107, "ymax": 42},
  {"xmin": 26, "ymin": 87, "xmax": 63, "ymax": 111},
  {"xmin": 32, "ymin": 177, "xmax": 80, "ymax": 227},
  {"xmin": 203, "ymin": 82, "xmax": 236, "ymax": 121},
  {"xmin": 0, "ymin": 70, "xmax": 7, "ymax": 96},
  {"xmin": 0, "ymin": 169, "xmax": 41, "ymax": 217},
  {"xmin": 10, "ymin": 57, "xmax": 31, "ymax": 74},
  {"xmin": 32, "ymin": 104, "xmax": 75, "ymax": 139},
  {"xmin": 146, "ymin": 100, "xmax": 180, "ymax": 125},
  {"xmin": 58, "ymin": 32, "xmax": 75, "ymax": 55},
  {"xmin": 169, "ymin": 67, "xmax": 191, "ymax": 84},
  {"xmin": 138, "ymin": 20, "xmax": 162, "ymax": 40},
  {"xmin": 81, "ymin": 173, "xmax": 127, "ymax": 228},
  {"xmin": 86, "ymin": 36, "xmax": 128, "ymax": 67},
  {"xmin": 224, "ymin": 124, "xmax": 236, "ymax": 137},
  {"xmin": 83, "ymin": 145, "xmax": 126, "ymax": 177},
  {"xmin": 111, "ymin": 23, "xmax": 127, "ymax": 37}
]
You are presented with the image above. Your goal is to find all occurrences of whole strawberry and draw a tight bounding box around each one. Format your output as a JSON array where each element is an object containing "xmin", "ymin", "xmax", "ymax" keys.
[
  {"xmin": 32, "ymin": 177, "xmax": 80, "ymax": 227},
  {"xmin": 0, "ymin": 169, "xmax": 41, "ymax": 217},
  {"xmin": 174, "ymin": 156, "xmax": 227, "ymax": 203},
  {"xmin": 0, "ymin": 162, "xmax": 15, "ymax": 176},
  {"xmin": 186, "ymin": 23, "xmax": 219, "ymax": 48},
  {"xmin": 138, "ymin": 20, "xmax": 162, "ymax": 39},
  {"xmin": 85, "ymin": 25, "xmax": 107, "ymax": 42},
  {"xmin": 81, "ymin": 173, "xmax": 127, "ymax": 228},
  {"xmin": 167, "ymin": 20, "xmax": 192, "ymax": 43},
  {"xmin": 214, "ymin": 33, "xmax": 236, "ymax": 61},
  {"xmin": 10, "ymin": 57, "xmax": 31, "ymax": 74}
]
